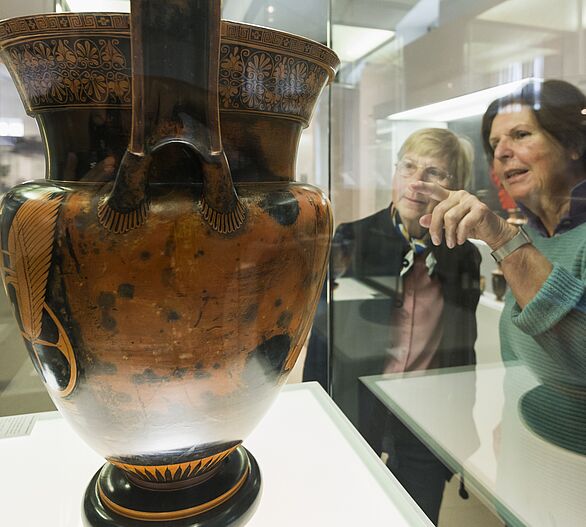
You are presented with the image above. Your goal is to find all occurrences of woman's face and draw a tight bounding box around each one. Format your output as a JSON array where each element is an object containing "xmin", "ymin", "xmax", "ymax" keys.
[
  {"xmin": 489, "ymin": 105, "xmax": 575, "ymax": 208},
  {"xmin": 391, "ymin": 152, "xmax": 451, "ymax": 234}
]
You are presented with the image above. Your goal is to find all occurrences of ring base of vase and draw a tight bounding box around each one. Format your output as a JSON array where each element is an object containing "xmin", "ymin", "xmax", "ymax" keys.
[{"xmin": 82, "ymin": 446, "xmax": 261, "ymax": 527}]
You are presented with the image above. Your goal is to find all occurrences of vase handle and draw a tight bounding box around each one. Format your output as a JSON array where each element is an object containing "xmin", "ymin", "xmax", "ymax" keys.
[{"xmin": 98, "ymin": 0, "xmax": 245, "ymax": 234}]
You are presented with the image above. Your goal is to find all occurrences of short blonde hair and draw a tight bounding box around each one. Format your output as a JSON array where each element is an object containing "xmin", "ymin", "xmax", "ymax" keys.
[{"xmin": 398, "ymin": 128, "xmax": 474, "ymax": 189}]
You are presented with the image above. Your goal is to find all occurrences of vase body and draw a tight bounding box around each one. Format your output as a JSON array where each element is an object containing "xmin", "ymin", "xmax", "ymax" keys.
[{"xmin": 0, "ymin": 7, "xmax": 338, "ymax": 525}]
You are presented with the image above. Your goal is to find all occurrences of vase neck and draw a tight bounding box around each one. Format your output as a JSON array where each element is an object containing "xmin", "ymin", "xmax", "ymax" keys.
[{"xmin": 130, "ymin": 0, "xmax": 222, "ymax": 158}]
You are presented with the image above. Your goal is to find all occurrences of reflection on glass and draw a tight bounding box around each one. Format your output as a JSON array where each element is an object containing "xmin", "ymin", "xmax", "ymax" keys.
[
  {"xmin": 495, "ymin": 362, "xmax": 586, "ymax": 527},
  {"xmin": 305, "ymin": 127, "xmax": 481, "ymax": 525},
  {"xmin": 326, "ymin": 1, "xmax": 586, "ymax": 525},
  {"xmin": 519, "ymin": 383, "xmax": 586, "ymax": 456}
]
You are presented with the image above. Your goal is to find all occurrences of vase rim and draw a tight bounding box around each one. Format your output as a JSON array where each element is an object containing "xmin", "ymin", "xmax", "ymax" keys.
[
  {"xmin": 0, "ymin": 12, "xmax": 339, "ymax": 80},
  {"xmin": 221, "ymin": 19, "xmax": 339, "ymax": 79}
]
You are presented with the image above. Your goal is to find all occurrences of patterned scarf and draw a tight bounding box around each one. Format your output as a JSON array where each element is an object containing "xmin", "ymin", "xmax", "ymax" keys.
[{"xmin": 391, "ymin": 206, "xmax": 436, "ymax": 276}]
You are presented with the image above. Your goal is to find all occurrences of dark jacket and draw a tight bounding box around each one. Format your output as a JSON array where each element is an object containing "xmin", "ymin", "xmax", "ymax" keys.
[
  {"xmin": 334, "ymin": 206, "xmax": 481, "ymax": 370},
  {"xmin": 304, "ymin": 206, "xmax": 482, "ymax": 458}
]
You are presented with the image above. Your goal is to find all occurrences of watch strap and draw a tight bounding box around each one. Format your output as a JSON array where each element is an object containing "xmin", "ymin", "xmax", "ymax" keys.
[{"xmin": 491, "ymin": 225, "xmax": 532, "ymax": 263}]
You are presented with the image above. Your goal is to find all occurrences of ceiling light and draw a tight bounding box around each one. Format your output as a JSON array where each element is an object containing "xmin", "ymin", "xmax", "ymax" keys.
[
  {"xmin": 64, "ymin": 0, "xmax": 129, "ymax": 11},
  {"xmin": 387, "ymin": 78, "xmax": 543, "ymax": 122},
  {"xmin": 332, "ymin": 24, "xmax": 394, "ymax": 63},
  {"xmin": 0, "ymin": 119, "xmax": 25, "ymax": 137}
]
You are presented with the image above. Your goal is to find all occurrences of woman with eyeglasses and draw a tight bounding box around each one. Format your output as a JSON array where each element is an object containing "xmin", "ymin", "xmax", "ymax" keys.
[{"xmin": 304, "ymin": 127, "xmax": 481, "ymax": 524}]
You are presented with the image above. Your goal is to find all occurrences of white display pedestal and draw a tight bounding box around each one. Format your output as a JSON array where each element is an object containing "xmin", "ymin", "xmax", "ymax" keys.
[{"xmin": 0, "ymin": 382, "xmax": 433, "ymax": 527}]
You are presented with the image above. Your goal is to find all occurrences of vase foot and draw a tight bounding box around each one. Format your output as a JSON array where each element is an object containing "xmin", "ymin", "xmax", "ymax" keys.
[{"xmin": 83, "ymin": 446, "xmax": 261, "ymax": 527}]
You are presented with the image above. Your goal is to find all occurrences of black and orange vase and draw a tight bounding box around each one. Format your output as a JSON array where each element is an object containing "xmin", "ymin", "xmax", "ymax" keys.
[{"xmin": 0, "ymin": 1, "xmax": 339, "ymax": 525}]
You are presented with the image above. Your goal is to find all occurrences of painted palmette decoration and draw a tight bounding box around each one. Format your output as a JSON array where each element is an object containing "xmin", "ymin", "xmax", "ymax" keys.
[{"xmin": 0, "ymin": 1, "xmax": 339, "ymax": 526}]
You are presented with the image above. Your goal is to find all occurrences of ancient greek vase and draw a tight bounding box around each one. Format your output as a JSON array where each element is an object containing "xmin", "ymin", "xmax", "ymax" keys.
[
  {"xmin": 491, "ymin": 268, "xmax": 507, "ymax": 301},
  {"xmin": 0, "ymin": 1, "xmax": 339, "ymax": 525}
]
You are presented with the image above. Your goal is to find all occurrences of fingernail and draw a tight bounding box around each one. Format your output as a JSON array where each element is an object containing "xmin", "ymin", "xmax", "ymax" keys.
[{"xmin": 432, "ymin": 235, "xmax": 440, "ymax": 245}]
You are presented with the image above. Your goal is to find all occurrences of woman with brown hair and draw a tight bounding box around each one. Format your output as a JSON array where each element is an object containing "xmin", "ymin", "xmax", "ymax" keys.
[{"xmin": 413, "ymin": 79, "xmax": 586, "ymax": 387}]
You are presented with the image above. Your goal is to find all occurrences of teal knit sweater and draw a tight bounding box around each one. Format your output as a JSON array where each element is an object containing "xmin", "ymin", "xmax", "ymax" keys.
[{"xmin": 499, "ymin": 222, "xmax": 586, "ymax": 387}]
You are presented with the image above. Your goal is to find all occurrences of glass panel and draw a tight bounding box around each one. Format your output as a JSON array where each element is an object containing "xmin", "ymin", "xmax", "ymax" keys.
[{"xmin": 299, "ymin": 0, "xmax": 586, "ymax": 525}]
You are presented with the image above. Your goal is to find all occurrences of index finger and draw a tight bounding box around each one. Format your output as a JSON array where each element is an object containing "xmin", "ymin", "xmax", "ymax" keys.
[{"xmin": 408, "ymin": 181, "xmax": 452, "ymax": 202}]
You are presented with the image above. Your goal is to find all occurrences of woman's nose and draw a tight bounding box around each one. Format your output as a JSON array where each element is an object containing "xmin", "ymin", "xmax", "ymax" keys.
[
  {"xmin": 412, "ymin": 167, "xmax": 427, "ymax": 182},
  {"xmin": 493, "ymin": 136, "xmax": 513, "ymax": 160}
]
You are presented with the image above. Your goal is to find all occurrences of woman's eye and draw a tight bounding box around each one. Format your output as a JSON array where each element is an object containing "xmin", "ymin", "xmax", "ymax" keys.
[{"xmin": 513, "ymin": 130, "xmax": 530, "ymax": 140}]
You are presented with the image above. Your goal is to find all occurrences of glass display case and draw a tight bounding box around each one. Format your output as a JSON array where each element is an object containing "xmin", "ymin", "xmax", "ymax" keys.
[
  {"xmin": 0, "ymin": 0, "xmax": 333, "ymax": 416},
  {"xmin": 306, "ymin": 1, "xmax": 586, "ymax": 526},
  {"xmin": 361, "ymin": 361, "xmax": 586, "ymax": 527},
  {"xmin": 1, "ymin": 1, "xmax": 585, "ymax": 526}
]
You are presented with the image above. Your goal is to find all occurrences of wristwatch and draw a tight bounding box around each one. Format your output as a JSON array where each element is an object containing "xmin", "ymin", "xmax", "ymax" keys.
[{"xmin": 491, "ymin": 225, "xmax": 532, "ymax": 263}]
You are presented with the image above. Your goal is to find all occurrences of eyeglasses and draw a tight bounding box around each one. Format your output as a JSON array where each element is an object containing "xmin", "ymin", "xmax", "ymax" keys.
[{"xmin": 396, "ymin": 158, "xmax": 454, "ymax": 185}]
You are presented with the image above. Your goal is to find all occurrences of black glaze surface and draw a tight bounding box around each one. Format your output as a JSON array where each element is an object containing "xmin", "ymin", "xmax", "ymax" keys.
[{"xmin": 83, "ymin": 447, "xmax": 261, "ymax": 527}]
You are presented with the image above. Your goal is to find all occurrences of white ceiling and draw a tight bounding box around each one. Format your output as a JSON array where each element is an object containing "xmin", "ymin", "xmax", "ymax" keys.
[
  {"xmin": 478, "ymin": 0, "xmax": 581, "ymax": 32},
  {"xmin": 65, "ymin": 0, "xmax": 128, "ymax": 10},
  {"xmin": 3, "ymin": 0, "xmax": 582, "ymax": 36},
  {"xmin": 60, "ymin": 0, "xmax": 330, "ymax": 43}
]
